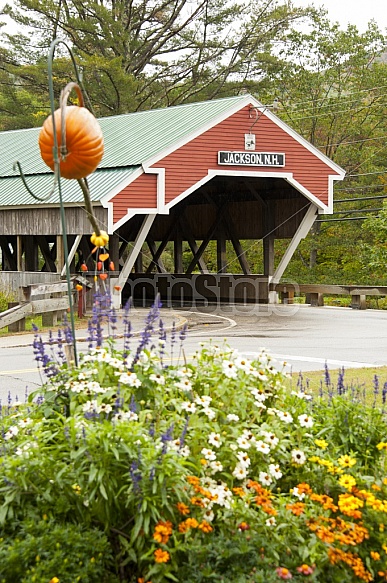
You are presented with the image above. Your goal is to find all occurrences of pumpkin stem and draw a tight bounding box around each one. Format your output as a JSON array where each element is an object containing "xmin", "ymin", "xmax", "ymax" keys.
[
  {"xmin": 59, "ymin": 82, "xmax": 85, "ymax": 162},
  {"xmin": 77, "ymin": 177, "xmax": 101, "ymax": 237}
]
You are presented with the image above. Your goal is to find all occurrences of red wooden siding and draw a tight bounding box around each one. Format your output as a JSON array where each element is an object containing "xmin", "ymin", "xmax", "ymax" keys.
[
  {"xmin": 156, "ymin": 105, "xmax": 337, "ymax": 206},
  {"xmin": 112, "ymin": 172, "xmax": 157, "ymax": 224},
  {"xmin": 111, "ymin": 104, "xmax": 339, "ymax": 224}
]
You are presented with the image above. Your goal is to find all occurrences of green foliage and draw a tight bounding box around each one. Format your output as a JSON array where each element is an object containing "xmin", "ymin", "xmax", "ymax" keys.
[
  {"xmin": 0, "ymin": 301, "xmax": 386, "ymax": 581},
  {"xmin": 0, "ymin": 287, "xmax": 14, "ymax": 312},
  {"xmin": 0, "ymin": 0, "xmax": 307, "ymax": 122},
  {"xmin": 0, "ymin": 519, "xmax": 115, "ymax": 583}
]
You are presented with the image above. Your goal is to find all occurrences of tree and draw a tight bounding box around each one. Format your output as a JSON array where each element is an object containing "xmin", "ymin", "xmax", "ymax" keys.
[
  {"xmin": 0, "ymin": 0, "xmax": 307, "ymax": 126},
  {"xmin": 261, "ymin": 11, "xmax": 387, "ymax": 282}
]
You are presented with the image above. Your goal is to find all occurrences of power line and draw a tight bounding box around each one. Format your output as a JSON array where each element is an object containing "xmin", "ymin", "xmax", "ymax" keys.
[
  {"xmin": 275, "ymin": 82, "xmax": 387, "ymax": 110},
  {"xmin": 332, "ymin": 207, "xmax": 382, "ymax": 214},
  {"xmin": 334, "ymin": 194, "xmax": 387, "ymax": 203},
  {"xmin": 316, "ymin": 216, "xmax": 378, "ymax": 222}
]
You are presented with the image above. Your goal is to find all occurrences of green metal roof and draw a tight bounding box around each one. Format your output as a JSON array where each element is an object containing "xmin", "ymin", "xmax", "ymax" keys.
[
  {"xmin": 1, "ymin": 95, "xmax": 248, "ymax": 176},
  {"xmin": 0, "ymin": 167, "xmax": 138, "ymax": 206}
]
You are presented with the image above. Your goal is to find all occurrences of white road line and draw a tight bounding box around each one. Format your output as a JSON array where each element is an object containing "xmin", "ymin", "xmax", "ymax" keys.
[{"xmin": 241, "ymin": 352, "xmax": 379, "ymax": 369}]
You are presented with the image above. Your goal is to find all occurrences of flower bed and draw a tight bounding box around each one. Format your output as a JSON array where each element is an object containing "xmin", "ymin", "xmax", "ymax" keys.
[{"xmin": 0, "ymin": 296, "xmax": 386, "ymax": 582}]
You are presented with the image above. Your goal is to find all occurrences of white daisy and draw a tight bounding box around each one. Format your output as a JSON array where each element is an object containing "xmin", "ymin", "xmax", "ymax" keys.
[
  {"xmin": 262, "ymin": 432, "xmax": 279, "ymax": 448},
  {"xmin": 175, "ymin": 379, "xmax": 193, "ymax": 392},
  {"xmin": 208, "ymin": 432, "xmax": 222, "ymax": 448},
  {"xmin": 18, "ymin": 417, "xmax": 32, "ymax": 428},
  {"xmin": 236, "ymin": 451, "xmax": 251, "ymax": 468},
  {"xmin": 255, "ymin": 440, "xmax": 270, "ymax": 454},
  {"xmin": 112, "ymin": 411, "xmax": 138, "ymax": 422},
  {"xmin": 277, "ymin": 411, "xmax": 293, "ymax": 424},
  {"xmin": 222, "ymin": 360, "xmax": 238, "ymax": 378},
  {"xmin": 195, "ymin": 395, "xmax": 212, "ymax": 406},
  {"xmin": 82, "ymin": 399, "xmax": 98, "ymax": 413},
  {"xmin": 203, "ymin": 509, "xmax": 215, "ymax": 522},
  {"xmin": 96, "ymin": 403, "xmax": 112, "ymax": 414},
  {"xmin": 181, "ymin": 402, "xmax": 197, "ymax": 414},
  {"xmin": 259, "ymin": 471, "xmax": 272, "ymax": 486},
  {"xmin": 268, "ymin": 464, "xmax": 282, "ymax": 479},
  {"xmin": 233, "ymin": 464, "xmax": 248, "ymax": 480},
  {"xmin": 290, "ymin": 487, "xmax": 305, "ymax": 500},
  {"xmin": 118, "ymin": 372, "xmax": 141, "ymax": 388},
  {"xmin": 298, "ymin": 414, "xmax": 314, "ymax": 428},
  {"xmin": 209, "ymin": 460, "xmax": 223, "ymax": 474},
  {"xmin": 4, "ymin": 426, "xmax": 19, "ymax": 440},
  {"xmin": 234, "ymin": 357, "xmax": 252, "ymax": 372},
  {"xmin": 175, "ymin": 367, "xmax": 193, "ymax": 378},
  {"xmin": 226, "ymin": 413, "xmax": 239, "ymax": 422},
  {"xmin": 149, "ymin": 373, "xmax": 166, "ymax": 385},
  {"xmin": 202, "ymin": 407, "xmax": 216, "ymax": 420},
  {"xmin": 201, "ymin": 448, "xmax": 217, "ymax": 461},
  {"xmin": 179, "ymin": 445, "xmax": 190, "ymax": 457},
  {"xmin": 291, "ymin": 449, "xmax": 307, "ymax": 465},
  {"xmin": 265, "ymin": 516, "xmax": 276, "ymax": 526},
  {"xmin": 237, "ymin": 436, "xmax": 251, "ymax": 450}
]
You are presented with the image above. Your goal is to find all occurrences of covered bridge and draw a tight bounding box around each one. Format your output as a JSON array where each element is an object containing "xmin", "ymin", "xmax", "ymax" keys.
[{"xmin": 0, "ymin": 94, "xmax": 345, "ymax": 306}]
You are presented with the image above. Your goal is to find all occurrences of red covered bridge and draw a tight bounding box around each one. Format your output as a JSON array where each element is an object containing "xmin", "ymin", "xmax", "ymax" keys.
[{"xmin": 0, "ymin": 94, "xmax": 344, "ymax": 306}]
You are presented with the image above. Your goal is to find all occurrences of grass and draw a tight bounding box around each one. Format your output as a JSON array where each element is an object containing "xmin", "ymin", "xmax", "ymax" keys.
[
  {"xmin": 0, "ymin": 314, "xmax": 89, "ymax": 336},
  {"xmin": 291, "ymin": 366, "xmax": 387, "ymax": 407}
]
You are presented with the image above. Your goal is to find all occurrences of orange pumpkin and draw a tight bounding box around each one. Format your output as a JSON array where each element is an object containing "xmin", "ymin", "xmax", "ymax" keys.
[{"xmin": 38, "ymin": 106, "xmax": 104, "ymax": 179}]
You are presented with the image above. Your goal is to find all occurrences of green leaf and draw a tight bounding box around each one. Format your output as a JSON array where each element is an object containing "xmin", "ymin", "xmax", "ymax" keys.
[{"xmin": 99, "ymin": 483, "xmax": 108, "ymax": 500}]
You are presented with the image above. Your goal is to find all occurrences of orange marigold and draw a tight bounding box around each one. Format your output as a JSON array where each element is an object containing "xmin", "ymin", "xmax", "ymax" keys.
[
  {"xmin": 154, "ymin": 549, "xmax": 170, "ymax": 563},
  {"xmin": 176, "ymin": 502, "xmax": 190, "ymax": 515},
  {"xmin": 191, "ymin": 496, "xmax": 205, "ymax": 507},
  {"xmin": 296, "ymin": 483, "xmax": 313, "ymax": 496},
  {"xmin": 286, "ymin": 502, "xmax": 305, "ymax": 516},
  {"xmin": 153, "ymin": 521, "xmax": 173, "ymax": 544},
  {"xmin": 178, "ymin": 518, "xmax": 199, "ymax": 533},
  {"xmin": 198, "ymin": 520, "xmax": 213, "ymax": 533}
]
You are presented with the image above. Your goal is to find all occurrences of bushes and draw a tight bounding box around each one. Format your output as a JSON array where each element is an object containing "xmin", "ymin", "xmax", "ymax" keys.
[
  {"xmin": 0, "ymin": 520, "xmax": 114, "ymax": 583},
  {"xmin": 0, "ymin": 295, "xmax": 386, "ymax": 582},
  {"xmin": 0, "ymin": 287, "xmax": 14, "ymax": 313}
]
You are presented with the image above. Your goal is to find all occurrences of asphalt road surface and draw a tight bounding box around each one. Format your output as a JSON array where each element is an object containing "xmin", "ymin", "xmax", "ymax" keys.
[{"xmin": 1, "ymin": 303, "xmax": 387, "ymax": 402}]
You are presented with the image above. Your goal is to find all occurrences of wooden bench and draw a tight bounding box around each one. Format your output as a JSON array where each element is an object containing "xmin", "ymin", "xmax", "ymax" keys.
[{"xmin": 271, "ymin": 284, "xmax": 387, "ymax": 310}]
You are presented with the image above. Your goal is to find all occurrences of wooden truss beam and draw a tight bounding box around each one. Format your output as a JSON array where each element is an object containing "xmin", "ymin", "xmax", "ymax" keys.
[
  {"xmin": 178, "ymin": 214, "xmax": 208, "ymax": 273},
  {"xmin": 145, "ymin": 212, "xmax": 180, "ymax": 274},
  {"xmin": 146, "ymin": 236, "xmax": 167, "ymax": 273},
  {"xmin": 35, "ymin": 235, "xmax": 57, "ymax": 273},
  {"xmin": 221, "ymin": 206, "xmax": 252, "ymax": 275},
  {"xmin": 0, "ymin": 236, "xmax": 16, "ymax": 270},
  {"xmin": 117, "ymin": 214, "xmax": 156, "ymax": 288},
  {"xmin": 271, "ymin": 204, "xmax": 317, "ymax": 285},
  {"xmin": 186, "ymin": 207, "xmax": 225, "ymax": 275}
]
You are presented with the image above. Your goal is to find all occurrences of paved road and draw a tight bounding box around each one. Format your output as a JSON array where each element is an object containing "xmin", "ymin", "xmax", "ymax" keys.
[{"xmin": 1, "ymin": 303, "xmax": 387, "ymax": 402}]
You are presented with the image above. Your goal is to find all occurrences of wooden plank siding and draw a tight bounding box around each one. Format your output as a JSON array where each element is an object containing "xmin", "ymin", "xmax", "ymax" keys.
[
  {"xmin": 109, "ymin": 106, "xmax": 338, "ymax": 226},
  {"xmin": 157, "ymin": 105, "xmax": 336, "ymax": 206},
  {"xmin": 112, "ymin": 173, "xmax": 157, "ymax": 224},
  {"xmin": 0, "ymin": 206, "xmax": 108, "ymax": 236}
]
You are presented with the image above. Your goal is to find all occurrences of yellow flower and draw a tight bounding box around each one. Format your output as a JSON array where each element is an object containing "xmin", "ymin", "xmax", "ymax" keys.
[
  {"xmin": 382, "ymin": 544, "xmax": 387, "ymax": 553},
  {"xmin": 338, "ymin": 474, "xmax": 356, "ymax": 490},
  {"xmin": 371, "ymin": 551, "xmax": 381, "ymax": 561},
  {"xmin": 49, "ymin": 578, "xmax": 60, "ymax": 583},
  {"xmin": 314, "ymin": 439, "xmax": 328, "ymax": 449},
  {"xmin": 337, "ymin": 455, "xmax": 357, "ymax": 468},
  {"xmin": 327, "ymin": 465, "xmax": 344, "ymax": 475},
  {"xmin": 72, "ymin": 484, "xmax": 81, "ymax": 494},
  {"xmin": 377, "ymin": 442, "xmax": 387, "ymax": 451}
]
